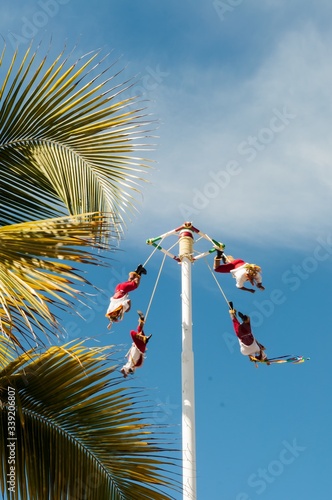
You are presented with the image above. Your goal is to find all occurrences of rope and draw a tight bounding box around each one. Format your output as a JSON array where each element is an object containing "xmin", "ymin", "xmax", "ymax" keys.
[
  {"xmin": 142, "ymin": 238, "xmax": 182, "ymax": 321},
  {"xmin": 204, "ymin": 257, "xmax": 231, "ymax": 308},
  {"xmin": 143, "ymin": 235, "xmax": 166, "ymax": 267},
  {"xmin": 144, "ymin": 252, "xmax": 167, "ymax": 322},
  {"xmin": 143, "ymin": 228, "xmax": 226, "ymax": 320},
  {"xmin": 166, "ymin": 239, "xmax": 180, "ymax": 253}
]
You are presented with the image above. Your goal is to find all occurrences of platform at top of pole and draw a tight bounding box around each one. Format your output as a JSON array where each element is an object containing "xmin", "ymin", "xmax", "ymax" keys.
[{"xmin": 146, "ymin": 221, "xmax": 224, "ymax": 262}]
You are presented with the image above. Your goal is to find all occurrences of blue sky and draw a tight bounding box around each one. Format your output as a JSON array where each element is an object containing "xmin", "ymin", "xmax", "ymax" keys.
[{"xmin": 2, "ymin": 1, "xmax": 332, "ymax": 499}]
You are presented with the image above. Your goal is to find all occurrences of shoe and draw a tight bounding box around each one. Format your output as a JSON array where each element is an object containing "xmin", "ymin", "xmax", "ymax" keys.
[
  {"xmin": 216, "ymin": 250, "xmax": 227, "ymax": 263},
  {"xmin": 137, "ymin": 310, "xmax": 145, "ymax": 322},
  {"xmin": 238, "ymin": 312, "xmax": 248, "ymax": 322},
  {"xmin": 121, "ymin": 367, "xmax": 127, "ymax": 378},
  {"xmin": 135, "ymin": 264, "xmax": 147, "ymax": 276}
]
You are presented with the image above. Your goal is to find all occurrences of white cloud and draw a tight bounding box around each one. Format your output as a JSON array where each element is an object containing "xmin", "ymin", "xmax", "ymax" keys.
[{"xmin": 129, "ymin": 23, "xmax": 332, "ymax": 250}]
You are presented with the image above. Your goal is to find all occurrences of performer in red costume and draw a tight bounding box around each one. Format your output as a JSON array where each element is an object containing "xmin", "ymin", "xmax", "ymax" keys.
[
  {"xmin": 105, "ymin": 264, "xmax": 147, "ymax": 328},
  {"xmin": 121, "ymin": 311, "xmax": 152, "ymax": 378},
  {"xmin": 214, "ymin": 250, "xmax": 265, "ymax": 294},
  {"xmin": 229, "ymin": 305, "xmax": 267, "ymax": 360}
]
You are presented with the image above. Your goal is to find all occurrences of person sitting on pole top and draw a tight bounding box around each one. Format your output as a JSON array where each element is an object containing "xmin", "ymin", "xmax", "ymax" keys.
[
  {"xmin": 105, "ymin": 264, "xmax": 147, "ymax": 328},
  {"xmin": 228, "ymin": 305, "xmax": 267, "ymax": 362},
  {"xmin": 214, "ymin": 250, "xmax": 265, "ymax": 293},
  {"xmin": 121, "ymin": 310, "xmax": 152, "ymax": 378}
]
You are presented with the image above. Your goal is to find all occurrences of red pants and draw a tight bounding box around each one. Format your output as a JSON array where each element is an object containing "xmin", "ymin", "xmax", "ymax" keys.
[
  {"xmin": 215, "ymin": 258, "xmax": 245, "ymax": 273},
  {"xmin": 130, "ymin": 323, "xmax": 147, "ymax": 354},
  {"xmin": 113, "ymin": 279, "xmax": 138, "ymax": 299}
]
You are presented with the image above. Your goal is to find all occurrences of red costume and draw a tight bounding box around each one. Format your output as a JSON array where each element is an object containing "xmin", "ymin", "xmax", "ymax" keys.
[
  {"xmin": 121, "ymin": 313, "xmax": 151, "ymax": 377},
  {"xmin": 214, "ymin": 254, "xmax": 264, "ymax": 292},
  {"xmin": 214, "ymin": 258, "xmax": 246, "ymax": 274},
  {"xmin": 113, "ymin": 279, "xmax": 139, "ymax": 299},
  {"xmin": 229, "ymin": 309, "xmax": 265, "ymax": 358},
  {"xmin": 231, "ymin": 316, "xmax": 256, "ymax": 346},
  {"xmin": 105, "ymin": 266, "xmax": 146, "ymax": 327}
]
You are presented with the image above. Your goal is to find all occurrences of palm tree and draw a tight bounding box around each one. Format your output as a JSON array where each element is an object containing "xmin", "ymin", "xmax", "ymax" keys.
[
  {"xmin": 0, "ymin": 40, "xmax": 153, "ymax": 347},
  {"xmin": 0, "ymin": 41, "xmax": 153, "ymax": 227},
  {"xmin": 0, "ymin": 213, "xmax": 116, "ymax": 349},
  {"xmin": 0, "ymin": 336, "xmax": 181, "ymax": 499},
  {"xmin": 0, "ymin": 42, "xmax": 181, "ymax": 499}
]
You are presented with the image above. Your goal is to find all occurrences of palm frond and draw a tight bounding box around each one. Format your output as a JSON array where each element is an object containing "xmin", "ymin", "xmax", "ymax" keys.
[
  {"xmin": 0, "ymin": 335, "xmax": 16, "ymax": 369},
  {"xmin": 0, "ymin": 213, "xmax": 116, "ymax": 347},
  {"xmin": 0, "ymin": 339, "xmax": 181, "ymax": 500},
  {"xmin": 0, "ymin": 41, "xmax": 154, "ymax": 231}
]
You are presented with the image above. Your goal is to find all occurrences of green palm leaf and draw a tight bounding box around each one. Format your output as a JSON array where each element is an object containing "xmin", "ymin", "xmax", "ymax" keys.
[
  {"xmin": 0, "ymin": 339, "xmax": 181, "ymax": 499},
  {"xmin": 0, "ymin": 42, "xmax": 153, "ymax": 230},
  {"xmin": 0, "ymin": 213, "xmax": 116, "ymax": 348}
]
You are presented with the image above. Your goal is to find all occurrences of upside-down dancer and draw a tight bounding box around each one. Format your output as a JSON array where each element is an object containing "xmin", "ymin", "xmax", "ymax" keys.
[
  {"xmin": 121, "ymin": 311, "xmax": 152, "ymax": 378},
  {"xmin": 105, "ymin": 264, "xmax": 147, "ymax": 328},
  {"xmin": 228, "ymin": 304, "xmax": 267, "ymax": 362},
  {"xmin": 214, "ymin": 249, "xmax": 265, "ymax": 294}
]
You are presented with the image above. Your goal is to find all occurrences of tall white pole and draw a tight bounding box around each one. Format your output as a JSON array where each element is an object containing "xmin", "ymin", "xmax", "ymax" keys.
[{"xmin": 178, "ymin": 229, "xmax": 196, "ymax": 500}]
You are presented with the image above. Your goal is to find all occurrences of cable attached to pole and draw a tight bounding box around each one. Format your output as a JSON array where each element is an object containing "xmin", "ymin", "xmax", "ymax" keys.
[
  {"xmin": 204, "ymin": 257, "xmax": 232, "ymax": 308},
  {"xmin": 144, "ymin": 253, "xmax": 166, "ymax": 322}
]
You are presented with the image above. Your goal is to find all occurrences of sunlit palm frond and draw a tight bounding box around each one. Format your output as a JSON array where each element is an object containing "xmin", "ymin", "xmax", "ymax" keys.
[
  {"xmin": 0, "ymin": 213, "xmax": 116, "ymax": 347},
  {"xmin": 0, "ymin": 339, "xmax": 181, "ymax": 500},
  {"xmin": 0, "ymin": 335, "xmax": 16, "ymax": 369},
  {"xmin": 0, "ymin": 41, "xmax": 154, "ymax": 231}
]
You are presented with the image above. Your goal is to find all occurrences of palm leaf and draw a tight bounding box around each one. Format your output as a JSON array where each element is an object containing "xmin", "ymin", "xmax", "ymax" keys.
[
  {"xmin": 0, "ymin": 339, "xmax": 181, "ymax": 499},
  {"xmin": 0, "ymin": 41, "xmax": 154, "ymax": 231},
  {"xmin": 0, "ymin": 213, "xmax": 116, "ymax": 348}
]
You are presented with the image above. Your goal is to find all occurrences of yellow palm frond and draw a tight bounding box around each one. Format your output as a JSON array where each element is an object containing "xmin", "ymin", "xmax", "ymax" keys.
[
  {"xmin": 0, "ymin": 213, "xmax": 116, "ymax": 347},
  {"xmin": 0, "ymin": 339, "xmax": 181, "ymax": 500}
]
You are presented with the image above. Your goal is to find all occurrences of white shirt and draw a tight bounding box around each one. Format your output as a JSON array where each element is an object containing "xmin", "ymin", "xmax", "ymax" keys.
[
  {"xmin": 230, "ymin": 263, "xmax": 262, "ymax": 288},
  {"xmin": 238, "ymin": 338, "xmax": 261, "ymax": 356},
  {"xmin": 106, "ymin": 293, "xmax": 130, "ymax": 317}
]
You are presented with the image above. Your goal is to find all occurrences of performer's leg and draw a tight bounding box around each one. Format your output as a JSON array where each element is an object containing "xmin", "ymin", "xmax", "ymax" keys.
[{"xmin": 214, "ymin": 262, "xmax": 236, "ymax": 273}]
